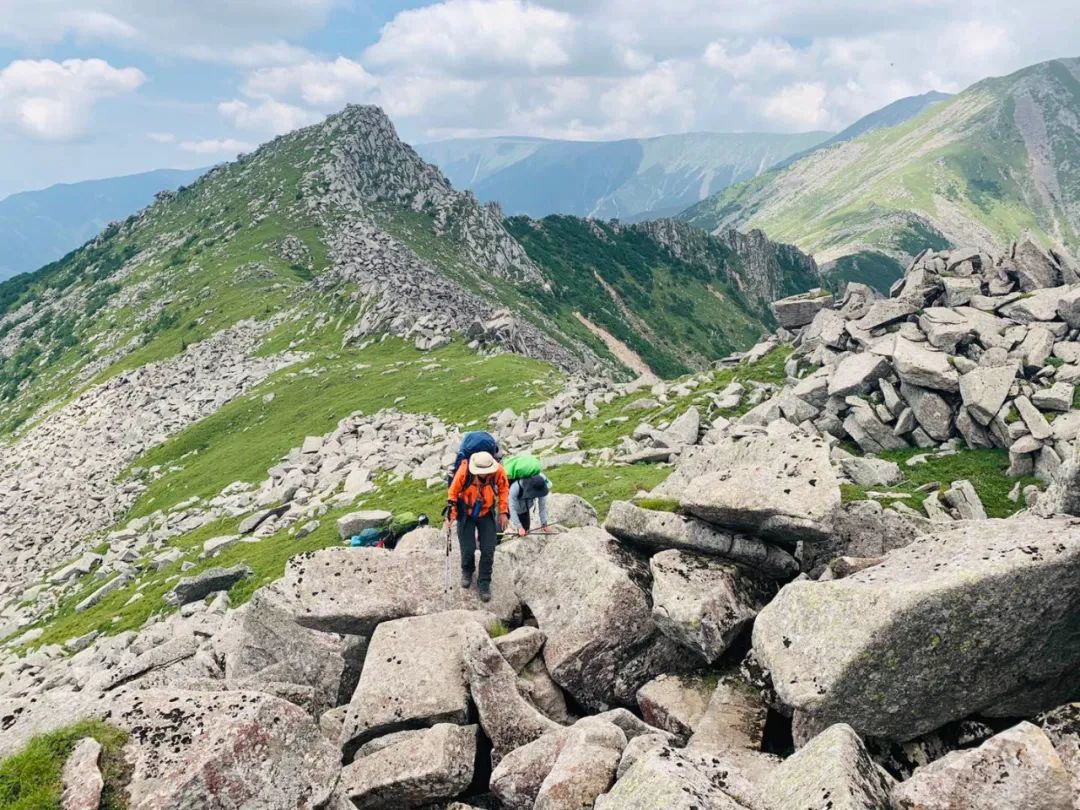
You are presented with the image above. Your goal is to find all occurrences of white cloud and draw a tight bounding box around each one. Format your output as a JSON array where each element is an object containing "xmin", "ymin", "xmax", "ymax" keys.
[
  {"xmin": 219, "ymin": 99, "xmax": 319, "ymax": 135},
  {"xmin": 365, "ymin": 0, "xmax": 576, "ymax": 75},
  {"xmin": 761, "ymin": 81, "xmax": 830, "ymax": 129},
  {"xmin": 242, "ymin": 57, "xmax": 376, "ymax": 108},
  {"xmin": 178, "ymin": 137, "xmax": 253, "ymax": 155},
  {"xmin": 219, "ymin": 57, "xmax": 377, "ymax": 135},
  {"xmin": 146, "ymin": 131, "xmax": 175, "ymax": 143},
  {"xmin": 0, "ymin": 0, "xmax": 338, "ymax": 66},
  {"xmin": 0, "ymin": 58, "xmax": 145, "ymax": 140}
]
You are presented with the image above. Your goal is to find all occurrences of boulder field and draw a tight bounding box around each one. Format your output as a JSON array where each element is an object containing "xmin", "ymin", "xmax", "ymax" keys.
[{"xmin": 3, "ymin": 241, "xmax": 1080, "ymax": 807}]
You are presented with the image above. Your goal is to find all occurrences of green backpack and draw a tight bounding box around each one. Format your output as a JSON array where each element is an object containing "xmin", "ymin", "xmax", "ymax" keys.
[{"xmin": 503, "ymin": 454, "xmax": 542, "ymax": 481}]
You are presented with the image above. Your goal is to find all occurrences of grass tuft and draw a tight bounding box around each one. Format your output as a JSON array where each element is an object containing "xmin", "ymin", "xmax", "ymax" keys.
[{"xmin": 0, "ymin": 720, "xmax": 130, "ymax": 810}]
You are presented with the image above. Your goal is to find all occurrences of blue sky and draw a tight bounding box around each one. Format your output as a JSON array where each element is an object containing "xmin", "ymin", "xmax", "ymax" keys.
[{"xmin": 0, "ymin": 0, "xmax": 1077, "ymax": 198}]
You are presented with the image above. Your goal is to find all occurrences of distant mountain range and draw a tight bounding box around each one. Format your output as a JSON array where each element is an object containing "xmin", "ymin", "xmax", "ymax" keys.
[
  {"xmin": 415, "ymin": 131, "xmax": 832, "ymax": 222},
  {"xmin": 682, "ymin": 58, "xmax": 1080, "ymax": 291},
  {"xmin": 0, "ymin": 168, "xmax": 205, "ymax": 281}
]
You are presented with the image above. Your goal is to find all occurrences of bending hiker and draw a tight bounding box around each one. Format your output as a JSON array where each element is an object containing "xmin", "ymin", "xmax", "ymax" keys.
[
  {"xmin": 503, "ymin": 453, "xmax": 553, "ymax": 536},
  {"xmin": 447, "ymin": 450, "xmax": 508, "ymax": 602},
  {"xmin": 509, "ymin": 473, "xmax": 553, "ymax": 536}
]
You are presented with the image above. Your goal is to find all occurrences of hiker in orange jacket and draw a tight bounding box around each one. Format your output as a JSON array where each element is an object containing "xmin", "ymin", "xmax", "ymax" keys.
[{"xmin": 447, "ymin": 450, "xmax": 509, "ymax": 602}]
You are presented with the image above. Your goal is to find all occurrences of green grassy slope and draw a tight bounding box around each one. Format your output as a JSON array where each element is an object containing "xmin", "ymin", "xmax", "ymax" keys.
[
  {"xmin": 682, "ymin": 57, "xmax": 1080, "ymax": 288},
  {"xmin": 506, "ymin": 216, "xmax": 773, "ymax": 377}
]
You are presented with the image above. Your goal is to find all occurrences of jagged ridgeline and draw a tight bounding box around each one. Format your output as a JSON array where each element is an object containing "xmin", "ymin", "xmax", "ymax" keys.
[
  {"xmin": 682, "ymin": 57, "xmax": 1080, "ymax": 293},
  {"xmin": 0, "ymin": 105, "xmax": 820, "ymax": 436}
]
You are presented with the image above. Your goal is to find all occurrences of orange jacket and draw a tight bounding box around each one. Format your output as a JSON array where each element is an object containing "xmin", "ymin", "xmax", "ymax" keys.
[{"xmin": 448, "ymin": 459, "xmax": 509, "ymax": 521}]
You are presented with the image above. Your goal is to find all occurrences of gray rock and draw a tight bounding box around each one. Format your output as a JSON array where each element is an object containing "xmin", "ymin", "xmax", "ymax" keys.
[
  {"xmin": 1033, "ymin": 382, "xmax": 1075, "ymax": 412},
  {"xmin": 853, "ymin": 299, "xmax": 917, "ymax": 331},
  {"xmin": 753, "ymin": 518, "xmax": 1080, "ymax": 740},
  {"xmin": 900, "ymin": 382, "xmax": 953, "ymax": 441},
  {"xmin": 490, "ymin": 717, "xmax": 629, "ymax": 810},
  {"xmin": 342, "ymin": 609, "xmax": 494, "ymax": 749},
  {"xmin": 960, "ymin": 364, "xmax": 1017, "ymax": 424},
  {"xmin": 891, "ymin": 722, "xmax": 1072, "ymax": 810},
  {"xmin": 941, "ymin": 480, "xmax": 987, "ymax": 520},
  {"xmin": 1038, "ymin": 703, "xmax": 1080, "ymax": 804},
  {"xmin": 673, "ymin": 428, "xmax": 840, "ymax": 543},
  {"xmin": 635, "ymin": 674, "xmax": 713, "ymax": 739},
  {"xmin": 1037, "ymin": 446, "xmax": 1080, "ymax": 517},
  {"xmin": 336, "ymin": 509, "xmax": 392, "ymax": 540},
  {"xmin": 1017, "ymin": 324, "xmax": 1056, "ymax": 367},
  {"xmin": 339, "ymin": 723, "xmax": 477, "ymax": 809},
  {"xmin": 261, "ymin": 541, "xmax": 519, "ymax": 635},
  {"xmin": 225, "ymin": 590, "xmax": 350, "ymax": 716},
  {"xmin": 165, "ymin": 564, "xmax": 251, "ymax": 606},
  {"xmin": 604, "ymin": 501, "xmax": 798, "ymax": 578},
  {"xmin": 772, "ymin": 290, "xmax": 833, "ymax": 329},
  {"xmin": 686, "ymin": 674, "xmax": 768, "ymax": 754},
  {"xmin": 534, "ymin": 717, "xmax": 626, "ymax": 810},
  {"xmin": 516, "ymin": 527, "xmax": 690, "ymax": 711},
  {"xmin": 844, "ymin": 406, "xmax": 909, "ymax": 453},
  {"xmin": 760, "ymin": 724, "xmax": 894, "ymax": 810},
  {"xmin": 545, "ymin": 493, "xmax": 599, "ymax": 528},
  {"xmin": 518, "ymin": 654, "xmax": 574, "ymax": 725},
  {"xmin": 1000, "ymin": 286, "xmax": 1069, "ymax": 322},
  {"xmin": 462, "ymin": 621, "xmax": 560, "ymax": 763},
  {"xmin": 840, "ymin": 456, "xmax": 903, "ymax": 488},
  {"xmin": 827, "ymin": 354, "xmax": 891, "ymax": 398},
  {"xmin": 110, "ymin": 689, "xmax": 339, "ymax": 810},
  {"xmin": 649, "ymin": 549, "xmax": 775, "ymax": 663},
  {"xmin": 594, "ymin": 747, "xmax": 753, "ymax": 810},
  {"xmin": 494, "ymin": 626, "xmax": 546, "ymax": 672},
  {"xmin": 1016, "ymin": 394, "xmax": 1054, "ymax": 440},
  {"xmin": 893, "ymin": 337, "xmax": 960, "ymax": 392},
  {"xmin": 61, "ymin": 737, "xmax": 104, "ymax": 810},
  {"xmin": 666, "ymin": 406, "xmax": 700, "ymax": 446}
]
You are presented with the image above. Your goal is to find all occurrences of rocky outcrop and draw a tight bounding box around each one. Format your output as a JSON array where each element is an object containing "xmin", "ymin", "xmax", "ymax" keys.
[
  {"xmin": 754, "ymin": 518, "xmax": 1080, "ymax": 740},
  {"xmin": 891, "ymin": 722, "xmax": 1073, "ymax": 809},
  {"xmin": 339, "ymin": 723, "xmax": 478, "ymax": 809},
  {"xmin": 649, "ymin": 550, "xmax": 776, "ymax": 663},
  {"xmin": 604, "ymin": 501, "xmax": 798, "ymax": 578},
  {"xmin": 662, "ymin": 424, "xmax": 840, "ymax": 543},
  {"xmin": 759, "ymin": 724, "xmax": 894, "ymax": 810},
  {"xmin": 515, "ymin": 528, "xmax": 692, "ymax": 710},
  {"xmin": 109, "ymin": 689, "xmax": 340, "ymax": 809}
]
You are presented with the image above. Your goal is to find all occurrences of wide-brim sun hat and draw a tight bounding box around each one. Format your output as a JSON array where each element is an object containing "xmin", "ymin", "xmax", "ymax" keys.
[{"xmin": 469, "ymin": 451, "xmax": 498, "ymax": 475}]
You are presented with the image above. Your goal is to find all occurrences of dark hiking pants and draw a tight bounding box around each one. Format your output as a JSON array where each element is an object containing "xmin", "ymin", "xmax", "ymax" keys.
[
  {"xmin": 518, "ymin": 509, "xmax": 531, "ymax": 532},
  {"xmin": 459, "ymin": 512, "xmax": 497, "ymax": 587}
]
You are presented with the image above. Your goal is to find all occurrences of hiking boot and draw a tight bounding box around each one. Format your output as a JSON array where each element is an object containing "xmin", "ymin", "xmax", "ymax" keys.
[
  {"xmin": 478, "ymin": 584, "xmax": 491, "ymax": 603},
  {"xmin": 460, "ymin": 571, "xmax": 473, "ymax": 589}
]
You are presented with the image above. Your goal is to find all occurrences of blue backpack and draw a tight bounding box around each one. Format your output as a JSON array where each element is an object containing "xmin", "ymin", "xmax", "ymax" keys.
[{"xmin": 446, "ymin": 431, "xmax": 500, "ymax": 484}]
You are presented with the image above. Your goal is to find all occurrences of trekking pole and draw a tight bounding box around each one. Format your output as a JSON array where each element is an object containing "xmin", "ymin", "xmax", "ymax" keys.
[{"xmin": 444, "ymin": 520, "xmax": 453, "ymax": 591}]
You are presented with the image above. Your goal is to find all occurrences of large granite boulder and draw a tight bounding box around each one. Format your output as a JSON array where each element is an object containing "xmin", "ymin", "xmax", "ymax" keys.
[
  {"xmin": 516, "ymin": 527, "xmax": 692, "ymax": 711},
  {"xmin": 604, "ymin": 501, "xmax": 798, "ymax": 578},
  {"xmin": 635, "ymin": 674, "xmax": 712, "ymax": 739},
  {"xmin": 594, "ymin": 747, "xmax": 755, "ymax": 809},
  {"xmin": 546, "ymin": 493, "xmax": 599, "ymax": 528},
  {"xmin": 109, "ymin": 689, "xmax": 339, "ymax": 809},
  {"xmin": 1038, "ymin": 703, "xmax": 1080, "ymax": 804},
  {"xmin": 490, "ymin": 716, "xmax": 631, "ymax": 810},
  {"xmin": 891, "ymin": 722, "xmax": 1073, "ymax": 810},
  {"xmin": 800, "ymin": 500, "xmax": 927, "ymax": 577},
  {"xmin": 672, "ymin": 426, "xmax": 840, "ymax": 543},
  {"xmin": 649, "ymin": 550, "xmax": 776, "ymax": 663},
  {"xmin": 462, "ymin": 621, "xmax": 561, "ymax": 763},
  {"xmin": 339, "ymin": 723, "xmax": 477, "ymax": 809},
  {"xmin": 225, "ymin": 591, "xmax": 352, "ymax": 716},
  {"xmin": 261, "ymin": 538, "xmax": 520, "ymax": 635},
  {"xmin": 771, "ymin": 290, "xmax": 833, "ymax": 329},
  {"xmin": 760, "ymin": 724, "xmax": 894, "ymax": 810},
  {"xmin": 753, "ymin": 518, "xmax": 1080, "ymax": 740},
  {"xmin": 341, "ymin": 609, "xmax": 494, "ymax": 749}
]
